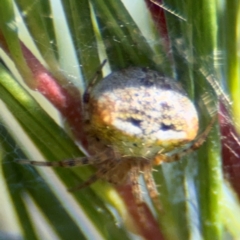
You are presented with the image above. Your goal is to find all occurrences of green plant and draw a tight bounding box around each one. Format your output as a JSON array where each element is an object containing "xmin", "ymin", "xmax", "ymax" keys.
[{"xmin": 0, "ymin": 0, "xmax": 239, "ymax": 239}]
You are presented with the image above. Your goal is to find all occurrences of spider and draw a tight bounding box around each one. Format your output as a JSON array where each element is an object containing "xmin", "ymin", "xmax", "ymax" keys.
[{"xmin": 20, "ymin": 64, "xmax": 216, "ymax": 213}]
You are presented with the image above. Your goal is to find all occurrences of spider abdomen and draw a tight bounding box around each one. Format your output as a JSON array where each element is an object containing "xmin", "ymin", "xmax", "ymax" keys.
[{"xmin": 88, "ymin": 68, "xmax": 199, "ymax": 158}]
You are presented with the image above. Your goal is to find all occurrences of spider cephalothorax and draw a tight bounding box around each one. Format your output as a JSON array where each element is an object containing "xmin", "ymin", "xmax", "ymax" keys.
[{"xmin": 20, "ymin": 67, "xmax": 216, "ymax": 209}]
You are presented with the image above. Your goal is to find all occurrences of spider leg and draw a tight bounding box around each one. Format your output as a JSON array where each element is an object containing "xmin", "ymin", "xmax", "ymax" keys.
[
  {"xmin": 143, "ymin": 166, "xmax": 161, "ymax": 211},
  {"xmin": 17, "ymin": 150, "xmax": 115, "ymax": 168},
  {"xmin": 129, "ymin": 165, "xmax": 142, "ymax": 205},
  {"xmin": 68, "ymin": 159, "xmax": 118, "ymax": 191},
  {"xmin": 83, "ymin": 59, "xmax": 107, "ymax": 104},
  {"xmin": 154, "ymin": 114, "xmax": 217, "ymax": 165},
  {"xmin": 17, "ymin": 156, "xmax": 93, "ymax": 168},
  {"xmin": 129, "ymin": 165, "xmax": 152, "ymax": 223}
]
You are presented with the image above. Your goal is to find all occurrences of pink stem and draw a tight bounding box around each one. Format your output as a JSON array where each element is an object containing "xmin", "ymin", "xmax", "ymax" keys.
[
  {"xmin": 117, "ymin": 185, "xmax": 165, "ymax": 240},
  {"xmin": 219, "ymin": 102, "xmax": 240, "ymax": 199},
  {"xmin": 145, "ymin": 0, "xmax": 171, "ymax": 54},
  {"xmin": 20, "ymin": 43, "xmax": 88, "ymax": 149}
]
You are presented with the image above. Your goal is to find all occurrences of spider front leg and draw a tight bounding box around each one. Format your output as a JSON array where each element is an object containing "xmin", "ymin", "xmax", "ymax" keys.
[
  {"xmin": 68, "ymin": 159, "xmax": 120, "ymax": 191},
  {"xmin": 154, "ymin": 114, "xmax": 218, "ymax": 165},
  {"xmin": 83, "ymin": 59, "xmax": 107, "ymax": 106},
  {"xmin": 143, "ymin": 166, "xmax": 162, "ymax": 212},
  {"xmin": 128, "ymin": 165, "xmax": 148, "ymax": 222},
  {"xmin": 17, "ymin": 156, "xmax": 94, "ymax": 168},
  {"xmin": 18, "ymin": 155, "xmax": 122, "ymax": 192},
  {"xmin": 129, "ymin": 165, "xmax": 143, "ymax": 205},
  {"xmin": 128, "ymin": 164, "xmax": 159, "ymax": 224}
]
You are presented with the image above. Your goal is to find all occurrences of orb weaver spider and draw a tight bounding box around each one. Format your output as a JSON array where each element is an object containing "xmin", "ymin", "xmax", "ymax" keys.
[{"xmin": 20, "ymin": 62, "xmax": 216, "ymax": 212}]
